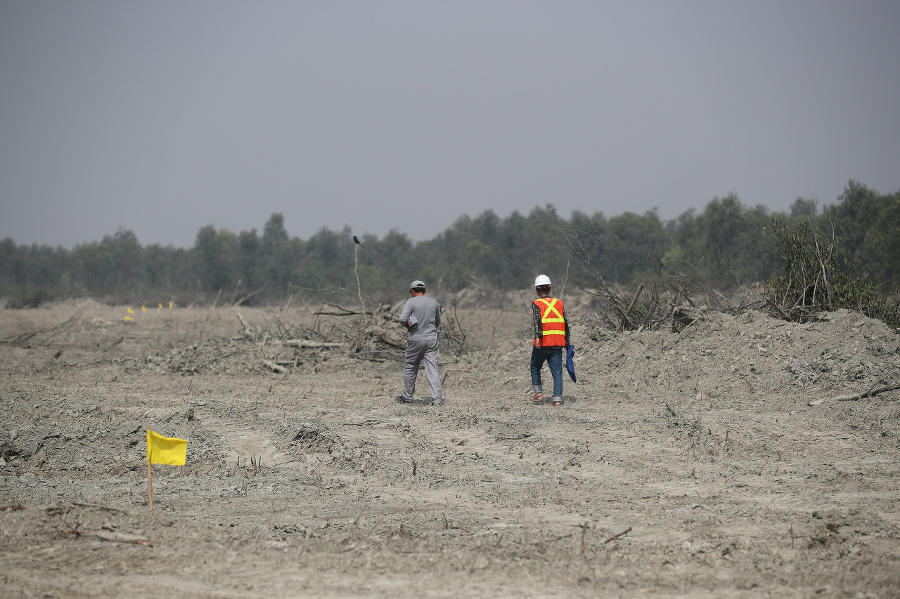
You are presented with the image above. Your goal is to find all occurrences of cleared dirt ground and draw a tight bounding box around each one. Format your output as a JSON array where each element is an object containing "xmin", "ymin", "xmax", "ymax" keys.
[{"xmin": 1, "ymin": 297, "xmax": 899, "ymax": 598}]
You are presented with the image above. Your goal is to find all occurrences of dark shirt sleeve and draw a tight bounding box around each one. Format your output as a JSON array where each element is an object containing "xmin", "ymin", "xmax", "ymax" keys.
[{"xmin": 532, "ymin": 301, "xmax": 542, "ymax": 339}]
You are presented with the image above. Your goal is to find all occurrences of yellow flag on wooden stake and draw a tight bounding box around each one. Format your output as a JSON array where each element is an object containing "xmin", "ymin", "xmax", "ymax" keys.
[{"xmin": 146, "ymin": 429, "xmax": 187, "ymax": 465}]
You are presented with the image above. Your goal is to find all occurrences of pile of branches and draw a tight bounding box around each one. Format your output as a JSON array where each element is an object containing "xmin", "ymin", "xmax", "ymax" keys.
[
  {"xmin": 312, "ymin": 303, "xmax": 406, "ymax": 354},
  {"xmin": 238, "ymin": 300, "xmax": 468, "ymax": 368},
  {"xmin": 313, "ymin": 302, "xmax": 468, "ymax": 356},
  {"xmin": 585, "ymin": 274, "xmax": 761, "ymax": 333}
]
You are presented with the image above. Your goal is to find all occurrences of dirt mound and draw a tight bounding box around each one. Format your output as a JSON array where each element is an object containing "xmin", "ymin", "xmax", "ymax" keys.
[{"xmin": 1, "ymin": 301, "xmax": 898, "ymax": 597}]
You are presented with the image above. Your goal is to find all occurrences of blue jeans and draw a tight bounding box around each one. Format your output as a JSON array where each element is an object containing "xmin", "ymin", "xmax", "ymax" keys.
[{"xmin": 530, "ymin": 347, "xmax": 563, "ymax": 398}]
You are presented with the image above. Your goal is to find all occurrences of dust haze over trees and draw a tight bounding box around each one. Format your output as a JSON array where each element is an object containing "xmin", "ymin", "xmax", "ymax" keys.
[{"xmin": 1, "ymin": 180, "xmax": 898, "ymax": 309}]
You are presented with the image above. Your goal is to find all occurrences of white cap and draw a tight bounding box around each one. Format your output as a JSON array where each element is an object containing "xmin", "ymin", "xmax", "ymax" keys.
[
  {"xmin": 534, "ymin": 274, "xmax": 551, "ymax": 287},
  {"xmin": 410, "ymin": 280, "xmax": 426, "ymax": 291}
]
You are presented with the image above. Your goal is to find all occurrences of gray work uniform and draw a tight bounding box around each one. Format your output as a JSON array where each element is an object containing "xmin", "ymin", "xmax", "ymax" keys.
[{"xmin": 398, "ymin": 295, "xmax": 442, "ymax": 401}]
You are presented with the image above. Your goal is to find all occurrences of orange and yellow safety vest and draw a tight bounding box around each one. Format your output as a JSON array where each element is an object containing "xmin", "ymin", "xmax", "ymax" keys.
[{"xmin": 533, "ymin": 297, "xmax": 567, "ymax": 348}]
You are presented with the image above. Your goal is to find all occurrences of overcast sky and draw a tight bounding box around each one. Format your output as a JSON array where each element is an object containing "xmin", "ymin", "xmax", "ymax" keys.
[{"xmin": 1, "ymin": 1, "xmax": 898, "ymax": 249}]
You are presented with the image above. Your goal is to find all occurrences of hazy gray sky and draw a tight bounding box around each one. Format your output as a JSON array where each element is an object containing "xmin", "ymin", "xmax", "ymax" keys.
[{"xmin": 2, "ymin": 1, "xmax": 898, "ymax": 249}]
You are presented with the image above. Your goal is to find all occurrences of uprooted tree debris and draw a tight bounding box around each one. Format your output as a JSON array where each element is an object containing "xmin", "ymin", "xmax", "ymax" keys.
[{"xmin": 145, "ymin": 302, "xmax": 468, "ymax": 375}]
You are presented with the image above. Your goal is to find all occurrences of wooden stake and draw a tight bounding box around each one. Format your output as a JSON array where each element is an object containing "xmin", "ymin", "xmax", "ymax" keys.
[
  {"xmin": 354, "ymin": 244, "xmax": 366, "ymax": 318},
  {"xmin": 181, "ymin": 376, "xmax": 194, "ymax": 404},
  {"xmin": 147, "ymin": 428, "xmax": 153, "ymax": 511}
]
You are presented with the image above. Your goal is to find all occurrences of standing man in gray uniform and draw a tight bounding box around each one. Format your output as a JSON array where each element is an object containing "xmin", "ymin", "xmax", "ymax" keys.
[{"xmin": 397, "ymin": 280, "xmax": 443, "ymax": 406}]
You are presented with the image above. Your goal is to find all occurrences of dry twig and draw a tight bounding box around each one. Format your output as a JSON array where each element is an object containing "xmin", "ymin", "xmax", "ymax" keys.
[{"xmin": 604, "ymin": 526, "xmax": 632, "ymax": 544}]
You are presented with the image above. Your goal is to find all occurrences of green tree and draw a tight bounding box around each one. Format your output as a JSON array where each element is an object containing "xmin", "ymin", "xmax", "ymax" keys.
[
  {"xmin": 826, "ymin": 180, "xmax": 880, "ymax": 264},
  {"xmin": 300, "ymin": 226, "xmax": 354, "ymax": 291},
  {"xmin": 826, "ymin": 181, "xmax": 900, "ymax": 291},
  {"xmin": 854, "ymin": 190, "xmax": 900, "ymax": 291},
  {"xmin": 237, "ymin": 229, "xmax": 262, "ymax": 292},
  {"xmin": 102, "ymin": 229, "xmax": 142, "ymax": 296},
  {"xmin": 193, "ymin": 226, "xmax": 239, "ymax": 295},
  {"xmin": 261, "ymin": 213, "xmax": 293, "ymax": 293},
  {"xmin": 606, "ymin": 209, "xmax": 668, "ymax": 287},
  {"xmin": 765, "ymin": 215, "xmax": 900, "ymax": 327},
  {"xmin": 672, "ymin": 194, "xmax": 778, "ymax": 287},
  {"xmin": 790, "ymin": 197, "xmax": 817, "ymax": 217}
]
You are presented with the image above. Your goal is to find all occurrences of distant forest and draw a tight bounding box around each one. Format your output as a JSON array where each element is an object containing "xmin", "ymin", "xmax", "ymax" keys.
[{"xmin": 2, "ymin": 180, "xmax": 898, "ymax": 308}]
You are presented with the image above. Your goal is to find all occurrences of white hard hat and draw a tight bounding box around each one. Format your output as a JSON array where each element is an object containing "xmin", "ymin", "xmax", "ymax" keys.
[{"xmin": 534, "ymin": 274, "xmax": 551, "ymax": 287}]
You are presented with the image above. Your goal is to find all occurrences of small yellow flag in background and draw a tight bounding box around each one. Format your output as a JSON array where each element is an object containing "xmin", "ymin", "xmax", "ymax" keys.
[
  {"xmin": 127, "ymin": 307, "xmax": 134, "ymax": 315},
  {"xmin": 147, "ymin": 429, "xmax": 187, "ymax": 465}
]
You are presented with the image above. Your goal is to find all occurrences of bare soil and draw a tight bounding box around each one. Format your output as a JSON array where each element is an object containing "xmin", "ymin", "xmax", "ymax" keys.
[{"xmin": 1, "ymin": 298, "xmax": 899, "ymax": 598}]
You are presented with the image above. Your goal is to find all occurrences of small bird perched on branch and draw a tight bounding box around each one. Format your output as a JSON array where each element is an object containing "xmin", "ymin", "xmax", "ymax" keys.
[{"xmin": 353, "ymin": 235, "xmax": 365, "ymax": 248}]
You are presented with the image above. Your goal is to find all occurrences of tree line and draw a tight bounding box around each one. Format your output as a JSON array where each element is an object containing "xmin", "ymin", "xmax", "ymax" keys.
[{"xmin": 1, "ymin": 180, "xmax": 898, "ymax": 308}]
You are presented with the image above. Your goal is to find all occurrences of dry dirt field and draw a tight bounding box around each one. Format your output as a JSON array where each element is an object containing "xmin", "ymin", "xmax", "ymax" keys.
[{"xmin": 1, "ymin": 297, "xmax": 899, "ymax": 598}]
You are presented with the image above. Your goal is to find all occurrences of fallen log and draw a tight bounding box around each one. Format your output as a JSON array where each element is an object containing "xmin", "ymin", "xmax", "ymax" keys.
[
  {"xmin": 80, "ymin": 529, "xmax": 152, "ymax": 545},
  {"xmin": 284, "ymin": 340, "xmax": 344, "ymax": 348},
  {"xmin": 374, "ymin": 330, "xmax": 405, "ymax": 349},
  {"xmin": 262, "ymin": 360, "xmax": 287, "ymax": 373},
  {"xmin": 274, "ymin": 359, "xmax": 302, "ymax": 366}
]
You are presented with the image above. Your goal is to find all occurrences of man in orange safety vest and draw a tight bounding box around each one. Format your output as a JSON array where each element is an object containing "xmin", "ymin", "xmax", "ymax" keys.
[{"xmin": 529, "ymin": 274, "xmax": 569, "ymax": 406}]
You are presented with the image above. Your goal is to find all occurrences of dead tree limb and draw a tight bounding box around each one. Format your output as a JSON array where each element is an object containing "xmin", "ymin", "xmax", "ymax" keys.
[
  {"xmin": 79, "ymin": 530, "xmax": 152, "ymax": 545},
  {"xmin": 262, "ymin": 360, "xmax": 287, "ymax": 373},
  {"xmin": 624, "ymin": 283, "xmax": 645, "ymax": 321},
  {"xmin": 233, "ymin": 285, "xmax": 266, "ymax": 307},
  {"xmin": 808, "ymin": 383, "xmax": 900, "ymax": 406},
  {"xmin": 3, "ymin": 313, "xmax": 81, "ymax": 345},
  {"xmin": 236, "ymin": 313, "xmax": 255, "ymax": 337},
  {"xmin": 284, "ymin": 340, "xmax": 344, "ymax": 349},
  {"xmin": 604, "ymin": 526, "xmax": 632, "ymax": 544},
  {"xmin": 760, "ymin": 291, "xmax": 792, "ymax": 322},
  {"xmin": 833, "ymin": 383, "xmax": 900, "ymax": 401},
  {"xmin": 314, "ymin": 303, "xmax": 365, "ymax": 316}
]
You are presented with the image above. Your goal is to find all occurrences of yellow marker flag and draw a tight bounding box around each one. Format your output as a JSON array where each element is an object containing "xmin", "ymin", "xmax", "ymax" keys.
[
  {"xmin": 123, "ymin": 316, "xmax": 133, "ymax": 322},
  {"xmin": 168, "ymin": 301, "xmax": 173, "ymax": 309},
  {"xmin": 127, "ymin": 307, "xmax": 134, "ymax": 315},
  {"xmin": 141, "ymin": 305, "xmax": 147, "ymax": 312},
  {"xmin": 147, "ymin": 430, "xmax": 187, "ymax": 465}
]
